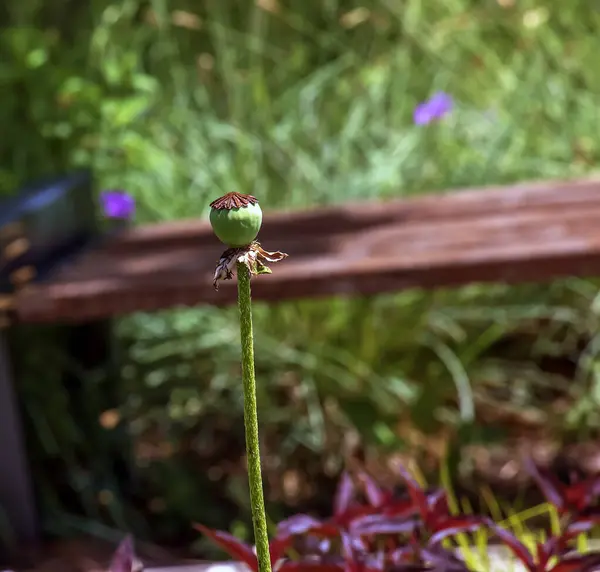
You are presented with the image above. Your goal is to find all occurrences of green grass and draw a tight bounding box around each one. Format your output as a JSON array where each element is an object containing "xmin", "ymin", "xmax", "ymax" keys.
[{"xmin": 4, "ymin": 0, "xmax": 600, "ymax": 550}]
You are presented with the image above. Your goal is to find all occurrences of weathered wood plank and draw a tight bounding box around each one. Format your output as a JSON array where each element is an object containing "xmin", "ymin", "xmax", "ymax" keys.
[
  {"xmin": 14, "ymin": 178, "xmax": 600, "ymax": 323},
  {"xmin": 100, "ymin": 177, "xmax": 600, "ymax": 249}
]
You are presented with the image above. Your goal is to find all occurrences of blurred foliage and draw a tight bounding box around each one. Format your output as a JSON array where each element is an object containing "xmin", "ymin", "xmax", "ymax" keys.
[{"xmin": 3, "ymin": 0, "xmax": 600, "ymax": 556}]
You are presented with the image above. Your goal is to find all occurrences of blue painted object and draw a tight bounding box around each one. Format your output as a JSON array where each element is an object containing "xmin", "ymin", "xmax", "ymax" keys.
[{"xmin": 0, "ymin": 170, "xmax": 97, "ymax": 292}]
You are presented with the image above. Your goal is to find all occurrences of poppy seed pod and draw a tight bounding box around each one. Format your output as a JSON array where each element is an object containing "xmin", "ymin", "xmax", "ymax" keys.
[{"xmin": 209, "ymin": 192, "xmax": 263, "ymax": 248}]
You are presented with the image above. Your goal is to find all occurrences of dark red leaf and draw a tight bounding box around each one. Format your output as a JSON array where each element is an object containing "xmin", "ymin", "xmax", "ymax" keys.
[
  {"xmin": 491, "ymin": 524, "xmax": 536, "ymax": 572},
  {"xmin": 278, "ymin": 514, "xmax": 323, "ymax": 536},
  {"xmin": 350, "ymin": 514, "xmax": 419, "ymax": 537},
  {"xmin": 429, "ymin": 516, "xmax": 489, "ymax": 545},
  {"xmin": 535, "ymin": 542, "xmax": 552, "ymax": 570},
  {"xmin": 394, "ymin": 465, "xmax": 424, "ymax": 495},
  {"xmin": 552, "ymin": 509, "xmax": 600, "ymax": 558},
  {"xmin": 383, "ymin": 498, "xmax": 418, "ymax": 520},
  {"xmin": 390, "ymin": 546, "xmax": 435, "ymax": 571},
  {"xmin": 579, "ymin": 506, "xmax": 600, "ymax": 519},
  {"xmin": 425, "ymin": 489, "xmax": 447, "ymax": 513},
  {"xmin": 194, "ymin": 523, "xmax": 259, "ymax": 572},
  {"xmin": 334, "ymin": 472, "xmax": 355, "ymax": 519},
  {"xmin": 349, "ymin": 533, "xmax": 369, "ymax": 553},
  {"xmin": 421, "ymin": 546, "xmax": 472, "ymax": 572},
  {"xmin": 340, "ymin": 531, "xmax": 361, "ymax": 572},
  {"xmin": 270, "ymin": 536, "xmax": 294, "ymax": 564},
  {"xmin": 561, "ymin": 515, "xmax": 598, "ymax": 547},
  {"xmin": 277, "ymin": 514, "xmax": 340, "ymax": 539},
  {"xmin": 109, "ymin": 536, "xmax": 142, "ymax": 572},
  {"xmin": 338, "ymin": 533, "xmax": 384, "ymax": 572},
  {"xmin": 524, "ymin": 457, "xmax": 566, "ymax": 512},
  {"xmin": 395, "ymin": 465, "xmax": 429, "ymax": 526},
  {"xmin": 563, "ymin": 479, "xmax": 599, "ymax": 513},
  {"xmin": 390, "ymin": 546, "xmax": 414, "ymax": 564},
  {"xmin": 334, "ymin": 504, "xmax": 379, "ymax": 528},
  {"xmin": 424, "ymin": 489, "xmax": 450, "ymax": 530},
  {"xmin": 525, "ymin": 458, "xmax": 600, "ymax": 516},
  {"xmin": 357, "ymin": 472, "xmax": 389, "ymax": 508},
  {"xmin": 540, "ymin": 537, "xmax": 566, "ymax": 561},
  {"xmin": 569, "ymin": 509, "xmax": 600, "ymax": 529},
  {"xmin": 542, "ymin": 517, "xmax": 600, "ymax": 561}
]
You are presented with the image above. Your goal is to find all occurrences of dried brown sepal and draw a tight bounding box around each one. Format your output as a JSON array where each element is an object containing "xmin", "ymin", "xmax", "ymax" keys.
[
  {"xmin": 213, "ymin": 241, "xmax": 288, "ymax": 290},
  {"xmin": 209, "ymin": 192, "xmax": 259, "ymax": 210}
]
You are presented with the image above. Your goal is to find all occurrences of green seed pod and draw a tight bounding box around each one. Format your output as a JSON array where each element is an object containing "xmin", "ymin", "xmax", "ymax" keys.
[{"xmin": 209, "ymin": 192, "xmax": 263, "ymax": 248}]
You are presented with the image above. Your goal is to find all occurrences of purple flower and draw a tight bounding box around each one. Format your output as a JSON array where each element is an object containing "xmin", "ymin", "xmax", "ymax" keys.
[
  {"xmin": 100, "ymin": 190, "xmax": 135, "ymax": 219},
  {"xmin": 413, "ymin": 92, "xmax": 454, "ymax": 125}
]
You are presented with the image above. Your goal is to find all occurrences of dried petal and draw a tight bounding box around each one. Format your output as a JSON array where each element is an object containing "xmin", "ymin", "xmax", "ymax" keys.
[
  {"xmin": 213, "ymin": 242, "xmax": 288, "ymax": 290},
  {"xmin": 256, "ymin": 245, "xmax": 289, "ymax": 264},
  {"xmin": 213, "ymin": 247, "xmax": 239, "ymax": 289}
]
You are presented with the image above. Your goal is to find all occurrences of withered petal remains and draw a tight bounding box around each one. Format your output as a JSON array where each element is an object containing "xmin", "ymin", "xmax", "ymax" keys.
[{"xmin": 213, "ymin": 241, "xmax": 288, "ymax": 290}]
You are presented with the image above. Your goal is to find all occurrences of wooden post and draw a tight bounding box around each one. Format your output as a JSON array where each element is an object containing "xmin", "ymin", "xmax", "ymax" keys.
[{"xmin": 0, "ymin": 328, "xmax": 38, "ymax": 542}]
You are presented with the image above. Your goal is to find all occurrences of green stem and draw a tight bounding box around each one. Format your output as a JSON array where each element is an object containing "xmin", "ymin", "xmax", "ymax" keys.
[{"xmin": 237, "ymin": 261, "xmax": 272, "ymax": 572}]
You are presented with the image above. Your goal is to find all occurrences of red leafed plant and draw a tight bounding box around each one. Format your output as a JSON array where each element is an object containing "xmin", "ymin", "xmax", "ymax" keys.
[
  {"xmin": 111, "ymin": 459, "xmax": 600, "ymax": 572},
  {"xmin": 194, "ymin": 466, "xmax": 489, "ymax": 572},
  {"xmin": 490, "ymin": 457, "xmax": 600, "ymax": 572}
]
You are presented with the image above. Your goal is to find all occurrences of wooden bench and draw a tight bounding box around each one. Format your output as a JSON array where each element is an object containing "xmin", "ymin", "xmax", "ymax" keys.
[
  {"xmin": 3, "ymin": 175, "xmax": 600, "ymax": 549},
  {"xmin": 13, "ymin": 177, "xmax": 600, "ymax": 323}
]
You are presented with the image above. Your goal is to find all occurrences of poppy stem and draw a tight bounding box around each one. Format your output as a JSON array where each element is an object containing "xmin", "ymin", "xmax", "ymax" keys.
[{"xmin": 237, "ymin": 261, "xmax": 272, "ymax": 572}]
